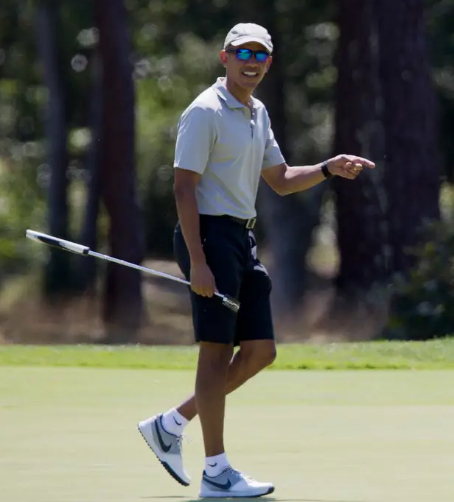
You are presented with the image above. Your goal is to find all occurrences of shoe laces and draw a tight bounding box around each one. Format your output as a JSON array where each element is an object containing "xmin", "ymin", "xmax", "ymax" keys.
[
  {"xmin": 176, "ymin": 433, "xmax": 192, "ymax": 449},
  {"xmin": 227, "ymin": 467, "xmax": 253, "ymax": 482}
]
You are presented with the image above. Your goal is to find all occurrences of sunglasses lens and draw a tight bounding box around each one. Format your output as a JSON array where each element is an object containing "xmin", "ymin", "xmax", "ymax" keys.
[
  {"xmin": 256, "ymin": 52, "xmax": 269, "ymax": 62},
  {"xmin": 236, "ymin": 49, "xmax": 252, "ymax": 60},
  {"xmin": 232, "ymin": 49, "xmax": 270, "ymax": 62}
]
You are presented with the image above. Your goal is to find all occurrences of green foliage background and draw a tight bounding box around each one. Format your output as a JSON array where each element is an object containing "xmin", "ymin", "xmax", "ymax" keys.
[{"xmin": 0, "ymin": 0, "xmax": 454, "ymax": 339}]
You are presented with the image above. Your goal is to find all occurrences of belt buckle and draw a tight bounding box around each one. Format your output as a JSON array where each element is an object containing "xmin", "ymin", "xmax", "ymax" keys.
[{"xmin": 246, "ymin": 217, "xmax": 256, "ymax": 229}]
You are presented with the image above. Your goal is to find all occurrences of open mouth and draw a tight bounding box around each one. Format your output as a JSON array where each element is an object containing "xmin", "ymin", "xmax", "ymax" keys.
[{"xmin": 242, "ymin": 71, "xmax": 259, "ymax": 77}]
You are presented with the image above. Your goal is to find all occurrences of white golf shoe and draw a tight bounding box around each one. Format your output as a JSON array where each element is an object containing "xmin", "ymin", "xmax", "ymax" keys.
[
  {"xmin": 137, "ymin": 414, "xmax": 191, "ymax": 486},
  {"xmin": 199, "ymin": 467, "xmax": 275, "ymax": 498}
]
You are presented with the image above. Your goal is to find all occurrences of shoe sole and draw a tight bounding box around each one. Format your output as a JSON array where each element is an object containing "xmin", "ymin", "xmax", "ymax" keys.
[
  {"xmin": 137, "ymin": 422, "xmax": 190, "ymax": 487},
  {"xmin": 199, "ymin": 486, "xmax": 275, "ymax": 498}
]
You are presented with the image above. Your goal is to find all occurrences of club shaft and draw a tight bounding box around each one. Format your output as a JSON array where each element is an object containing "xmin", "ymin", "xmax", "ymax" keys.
[
  {"xmin": 88, "ymin": 250, "xmax": 224, "ymax": 300},
  {"xmin": 25, "ymin": 229, "xmax": 235, "ymax": 308}
]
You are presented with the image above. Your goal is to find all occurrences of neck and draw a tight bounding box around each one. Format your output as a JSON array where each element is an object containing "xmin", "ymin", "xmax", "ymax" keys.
[{"xmin": 225, "ymin": 76, "xmax": 253, "ymax": 107}]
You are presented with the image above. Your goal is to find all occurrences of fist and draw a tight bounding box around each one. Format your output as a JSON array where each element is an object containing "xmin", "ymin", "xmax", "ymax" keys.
[{"xmin": 327, "ymin": 154, "xmax": 376, "ymax": 180}]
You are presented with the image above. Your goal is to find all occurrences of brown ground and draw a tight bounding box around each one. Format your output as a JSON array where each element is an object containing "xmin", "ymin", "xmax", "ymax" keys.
[{"xmin": 0, "ymin": 257, "xmax": 388, "ymax": 346}]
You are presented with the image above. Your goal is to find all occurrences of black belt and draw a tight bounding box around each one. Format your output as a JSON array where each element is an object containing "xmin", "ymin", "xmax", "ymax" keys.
[
  {"xmin": 201, "ymin": 214, "xmax": 257, "ymax": 229},
  {"xmin": 226, "ymin": 215, "xmax": 257, "ymax": 229}
]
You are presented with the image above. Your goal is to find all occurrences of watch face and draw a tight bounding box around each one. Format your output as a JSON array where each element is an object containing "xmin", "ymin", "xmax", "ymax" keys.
[{"xmin": 322, "ymin": 162, "xmax": 331, "ymax": 178}]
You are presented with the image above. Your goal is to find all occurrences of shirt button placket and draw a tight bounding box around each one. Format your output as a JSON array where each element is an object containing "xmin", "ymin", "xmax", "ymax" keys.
[{"xmin": 250, "ymin": 109, "xmax": 255, "ymax": 138}]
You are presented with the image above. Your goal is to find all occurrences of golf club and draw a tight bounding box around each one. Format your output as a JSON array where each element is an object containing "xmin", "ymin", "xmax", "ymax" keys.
[{"xmin": 25, "ymin": 229, "xmax": 240, "ymax": 313}]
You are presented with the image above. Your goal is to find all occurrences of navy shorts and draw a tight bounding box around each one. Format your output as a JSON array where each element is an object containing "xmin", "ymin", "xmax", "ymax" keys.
[{"xmin": 173, "ymin": 215, "xmax": 275, "ymax": 346}]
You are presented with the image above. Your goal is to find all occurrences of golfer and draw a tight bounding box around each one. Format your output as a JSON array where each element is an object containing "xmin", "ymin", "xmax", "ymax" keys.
[{"xmin": 139, "ymin": 22, "xmax": 375, "ymax": 498}]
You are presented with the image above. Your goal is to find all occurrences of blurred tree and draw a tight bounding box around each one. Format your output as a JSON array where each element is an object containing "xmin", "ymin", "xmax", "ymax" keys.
[
  {"xmin": 129, "ymin": 0, "xmax": 237, "ymax": 258},
  {"xmin": 0, "ymin": 0, "xmax": 453, "ymax": 342},
  {"xmin": 59, "ymin": 2, "xmax": 104, "ymax": 293},
  {"xmin": 235, "ymin": 1, "xmax": 304, "ymax": 315},
  {"xmin": 426, "ymin": 0, "xmax": 454, "ymax": 183},
  {"xmin": 95, "ymin": 0, "xmax": 146, "ymax": 343},
  {"xmin": 331, "ymin": 0, "xmax": 389, "ymax": 301},
  {"xmin": 35, "ymin": 0, "xmax": 71, "ymax": 298},
  {"xmin": 0, "ymin": 2, "xmax": 48, "ymax": 278},
  {"xmin": 236, "ymin": 0, "xmax": 336, "ymax": 317},
  {"xmin": 75, "ymin": 50, "xmax": 102, "ymax": 294},
  {"xmin": 378, "ymin": 0, "xmax": 441, "ymax": 276}
]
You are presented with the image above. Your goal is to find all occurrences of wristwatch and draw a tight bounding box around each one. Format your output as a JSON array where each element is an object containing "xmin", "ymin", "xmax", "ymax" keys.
[{"xmin": 321, "ymin": 161, "xmax": 333, "ymax": 180}]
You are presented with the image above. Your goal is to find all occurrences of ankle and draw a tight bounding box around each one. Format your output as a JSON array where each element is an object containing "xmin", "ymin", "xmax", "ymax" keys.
[
  {"xmin": 205, "ymin": 452, "xmax": 230, "ymax": 477},
  {"xmin": 161, "ymin": 408, "xmax": 189, "ymax": 436}
]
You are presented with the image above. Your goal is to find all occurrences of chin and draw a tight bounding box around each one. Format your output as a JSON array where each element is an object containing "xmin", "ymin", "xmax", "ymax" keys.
[
  {"xmin": 239, "ymin": 77, "xmax": 261, "ymax": 89},
  {"xmin": 241, "ymin": 82, "xmax": 258, "ymax": 90}
]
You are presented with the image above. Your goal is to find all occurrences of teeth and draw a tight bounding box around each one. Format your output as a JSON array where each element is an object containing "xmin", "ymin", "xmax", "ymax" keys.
[{"xmin": 243, "ymin": 72, "xmax": 258, "ymax": 76}]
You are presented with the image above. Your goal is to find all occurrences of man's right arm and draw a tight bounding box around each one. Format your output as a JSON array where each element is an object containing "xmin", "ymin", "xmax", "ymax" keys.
[
  {"xmin": 173, "ymin": 104, "xmax": 217, "ymax": 296},
  {"xmin": 173, "ymin": 168, "xmax": 205, "ymax": 266},
  {"xmin": 174, "ymin": 167, "xmax": 217, "ymax": 298}
]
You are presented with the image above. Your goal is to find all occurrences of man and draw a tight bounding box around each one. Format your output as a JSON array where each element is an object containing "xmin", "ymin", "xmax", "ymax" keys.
[{"xmin": 138, "ymin": 23, "xmax": 375, "ymax": 498}]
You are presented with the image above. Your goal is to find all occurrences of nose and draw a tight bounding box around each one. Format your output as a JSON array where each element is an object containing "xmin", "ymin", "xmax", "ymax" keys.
[{"xmin": 243, "ymin": 62, "xmax": 260, "ymax": 69}]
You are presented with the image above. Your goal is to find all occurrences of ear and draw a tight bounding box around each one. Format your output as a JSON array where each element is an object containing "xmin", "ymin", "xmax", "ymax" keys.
[
  {"xmin": 265, "ymin": 56, "xmax": 273, "ymax": 72},
  {"xmin": 220, "ymin": 50, "xmax": 228, "ymax": 66}
]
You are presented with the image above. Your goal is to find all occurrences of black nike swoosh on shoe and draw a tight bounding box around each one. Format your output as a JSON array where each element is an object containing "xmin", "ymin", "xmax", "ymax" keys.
[
  {"xmin": 155, "ymin": 419, "xmax": 172, "ymax": 453},
  {"xmin": 204, "ymin": 478, "xmax": 232, "ymax": 490},
  {"xmin": 173, "ymin": 417, "xmax": 182, "ymax": 426}
]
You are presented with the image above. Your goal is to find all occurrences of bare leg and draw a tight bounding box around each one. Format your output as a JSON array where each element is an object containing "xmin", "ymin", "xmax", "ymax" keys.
[
  {"xmin": 177, "ymin": 340, "xmax": 276, "ymax": 423},
  {"xmin": 195, "ymin": 341, "xmax": 234, "ymax": 457}
]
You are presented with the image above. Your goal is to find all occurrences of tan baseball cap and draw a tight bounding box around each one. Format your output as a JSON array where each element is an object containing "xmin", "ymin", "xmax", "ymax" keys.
[{"xmin": 224, "ymin": 23, "xmax": 273, "ymax": 53}]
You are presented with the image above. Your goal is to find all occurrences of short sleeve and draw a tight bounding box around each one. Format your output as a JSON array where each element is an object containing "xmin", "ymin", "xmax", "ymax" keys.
[
  {"xmin": 262, "ymin": 115, "xmax": 286, "ymax": 170},
  {"xmin": 173, "ymin": 104, "xmax": 215, "ymax": 174}
]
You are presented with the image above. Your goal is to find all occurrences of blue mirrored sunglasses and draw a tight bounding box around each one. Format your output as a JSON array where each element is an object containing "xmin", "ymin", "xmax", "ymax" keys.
[{"xmin": 226, "ymin": 48, "xmax": 270, "ymax": 62}]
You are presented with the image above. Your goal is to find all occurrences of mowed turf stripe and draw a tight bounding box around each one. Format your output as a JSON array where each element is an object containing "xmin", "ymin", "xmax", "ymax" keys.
[
  {"xmin": 1, "ymin": 338, "xmax": 454, "ymax": 370},
  {"xmin": 1, "ymin": 368, "xmax": 454, "ymax": 502}
]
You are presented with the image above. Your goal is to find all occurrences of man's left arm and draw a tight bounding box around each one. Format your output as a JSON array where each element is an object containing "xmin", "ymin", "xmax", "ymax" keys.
[
  {"xmin": 261, "ymin": 155, "xmax": 376, "ymax": 196},
  {"xmin": 260, "ymin": 116, "xmax": 375, "ymax": 196}
]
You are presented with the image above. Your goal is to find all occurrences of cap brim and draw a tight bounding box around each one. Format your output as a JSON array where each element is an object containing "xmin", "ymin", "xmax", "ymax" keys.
[{"xmin": 229, "ymin": 36, "xmax": 273, "ymax": 53}]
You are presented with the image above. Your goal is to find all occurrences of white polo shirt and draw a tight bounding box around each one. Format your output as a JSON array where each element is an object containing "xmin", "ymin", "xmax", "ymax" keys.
[{"xmin": 173, "ymin": 77, "xmax": 285, "ymax": 219}]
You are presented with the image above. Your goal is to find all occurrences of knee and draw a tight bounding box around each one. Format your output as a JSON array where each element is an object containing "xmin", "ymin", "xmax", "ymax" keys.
[
  {"xmin": 260, "ymin": 344, "xmax": 277, "ymax": 368},
  {"xmin": 198, "ymin": 342, "xmax": 234, "ymax": 371},
  {"xmin": 244, "ymin": 342, "xmax": 277, "ymax": 371}
]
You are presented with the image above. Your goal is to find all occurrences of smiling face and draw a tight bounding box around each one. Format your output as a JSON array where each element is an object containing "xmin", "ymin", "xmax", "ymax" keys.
[{"xmin": 220, "ymin": 41, "xmax": 273, "ymax": 95}]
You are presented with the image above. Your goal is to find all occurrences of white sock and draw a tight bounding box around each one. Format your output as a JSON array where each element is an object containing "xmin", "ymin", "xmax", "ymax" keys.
[
  {"xmin": 205, "ymin": 452, "xmax": 230, "ymax": 477},
  {"xmin": 161, "ymin": 408, "xmax": 189, "ymax": 436}
]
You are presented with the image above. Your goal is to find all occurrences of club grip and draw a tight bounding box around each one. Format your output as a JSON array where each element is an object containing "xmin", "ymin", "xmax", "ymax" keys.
[{"xmin": 26, "ymin": 230, "xmax": 90, "ymax": 255}]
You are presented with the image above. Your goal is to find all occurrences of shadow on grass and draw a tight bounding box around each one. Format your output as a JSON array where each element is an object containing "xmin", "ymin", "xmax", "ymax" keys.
[{"xmin": 143, "ymin": 497, "xmax": 367, "ymax": 502}]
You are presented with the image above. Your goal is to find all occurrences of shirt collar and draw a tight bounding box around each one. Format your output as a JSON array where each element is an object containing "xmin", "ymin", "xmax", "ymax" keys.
[{"xmin": 212, "ymin": 77, "xmax": 256, "ymax": 110}]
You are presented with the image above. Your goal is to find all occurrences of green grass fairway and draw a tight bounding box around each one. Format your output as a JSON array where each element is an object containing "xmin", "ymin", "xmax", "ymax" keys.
[
  {"xmin": 1, "ymin": 368, "xmax": 454, "ymax": 502},
  {"xmin": 2, "ymin": 338, "xmax": 454, "ymax": 369}
]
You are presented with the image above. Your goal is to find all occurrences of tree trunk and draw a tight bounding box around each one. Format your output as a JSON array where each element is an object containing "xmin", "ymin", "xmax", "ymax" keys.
[
  {"xmin": 35, "ymin": 0, "xmax": 71, "ymax": 299},
  {"xmin": 378, "ymin": 0, "xmax": 441, "ymax": 276},
  {"xmin": 256, "ymin": 30, "xmax": 308, "ymax": 316},
  {"xmin": 238, "ymin": 1, "xmax": 323, "ymax": 318},
  {"xmin": 75, "ymin": 52, "xmax": 102, "ymax": 294},
  {"xmin": 332, "ymin": 0, "xmax": 389, "ymax": 301},
  {"xmin": 95, "ymin": 0, "xmax": 145, "ymax": 344}
]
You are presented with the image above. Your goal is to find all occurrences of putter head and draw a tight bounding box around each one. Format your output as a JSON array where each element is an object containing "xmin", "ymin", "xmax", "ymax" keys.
[{"xmin": 221, "ymin": 295, "xmax": 240, "ymax": 313}]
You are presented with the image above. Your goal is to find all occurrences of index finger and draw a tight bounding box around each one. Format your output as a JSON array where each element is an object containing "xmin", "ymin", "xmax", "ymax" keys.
[{"xmin": 350, "ymin": 156, "xmax": 375, "ymax": 168}]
